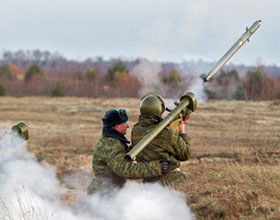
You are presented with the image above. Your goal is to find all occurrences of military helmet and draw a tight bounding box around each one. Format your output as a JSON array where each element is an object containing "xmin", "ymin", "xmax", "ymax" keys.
[
  {"xmin": 140, "ymin": 95, "xmax": 165, "ymax": 116},
  {"xmin": 12, "ymin": 121, "xmax": 29, "ymax": 140}
]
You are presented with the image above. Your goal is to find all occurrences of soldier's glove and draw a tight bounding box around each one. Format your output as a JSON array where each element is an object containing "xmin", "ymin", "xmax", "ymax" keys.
[{"xmin": 160, "ymin": 161, "xmax": 169, "ymax": 174}]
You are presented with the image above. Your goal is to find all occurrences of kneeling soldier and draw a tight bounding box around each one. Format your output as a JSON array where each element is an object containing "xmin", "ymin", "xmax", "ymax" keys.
[
  {"xmin": 131, "ymin": 95, "xmax": 191, "ymax": 188},
  {"xmin": 87, "ymin": 108, "xmax": 168, "ymax": 195}
]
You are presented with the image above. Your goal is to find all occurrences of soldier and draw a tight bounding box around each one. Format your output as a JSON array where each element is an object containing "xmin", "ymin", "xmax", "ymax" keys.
[
  {"xmin": 131, "ymin": 95, "xmax": 191, "ymax": 188},
  {"xmin": 87, "ymin": 108, "xmax": 168, "ymax": 195}
]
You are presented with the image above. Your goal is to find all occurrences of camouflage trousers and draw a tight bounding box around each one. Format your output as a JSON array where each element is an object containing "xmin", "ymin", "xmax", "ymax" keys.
[
  {"xmin": 87, "ymin": 178, "xmax": 114, "ymax": 196},
  {"xmin": 87, "ymin": 176, "xmax": 125, "ymax": 196},
  {"xmin": 143, "ymin": 168, "xmax": 186, "ymax": 189}
]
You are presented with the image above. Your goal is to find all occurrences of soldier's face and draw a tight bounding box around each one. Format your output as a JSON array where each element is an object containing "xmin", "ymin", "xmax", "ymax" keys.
[{"xmin": 114, "ymin": 122, "xmax": 129, "ymax": 135}]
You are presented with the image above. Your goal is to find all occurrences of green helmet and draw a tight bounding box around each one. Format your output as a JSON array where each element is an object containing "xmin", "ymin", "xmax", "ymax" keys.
[
  {"xmin": 12, "ymin": 121, "xmax": 29, "ymax": 140},
  {"xmin": 140, "ymin": 95, "xmax": 165, "ymax": 116}
]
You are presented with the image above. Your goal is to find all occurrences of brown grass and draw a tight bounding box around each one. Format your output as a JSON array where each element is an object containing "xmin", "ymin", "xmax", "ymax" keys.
[{"xmin": 1, "ymin": 97, "xmax": 280, "ymax": 219}]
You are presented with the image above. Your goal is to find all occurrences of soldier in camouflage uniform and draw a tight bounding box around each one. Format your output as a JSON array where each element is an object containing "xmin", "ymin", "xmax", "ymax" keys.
[
  {"xmin": 131, "ymin": 95, "xmax": 191, "ymax": 187},
  {"xmin": 87, "ymin": 108, "xmax": 168, "ymax": 195}
]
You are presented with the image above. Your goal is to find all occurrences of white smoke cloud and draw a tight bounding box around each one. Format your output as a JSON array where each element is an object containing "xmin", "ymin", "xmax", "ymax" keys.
[
  {"xmin": 0, "ymin": 131, "xmax": 77, "ymax": 219},
  {"xmin": 132, "ymin": 58, "xmax": 163, "ymax": 96},
  {"xmin": 187, "ymin": 78, "xmax": 207, "ymax": 103},
  {"xmin": 0, "ymin": 130, "xmax": 194, "ymax": 220},
  {"xmin": 84, "ymin": 182, "xmax": 194, "ymax": 220}
]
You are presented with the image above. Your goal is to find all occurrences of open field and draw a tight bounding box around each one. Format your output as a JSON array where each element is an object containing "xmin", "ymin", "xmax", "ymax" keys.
[{"xmin": 1, "ymin": 96, "xmax": 280, "ymax": 219}]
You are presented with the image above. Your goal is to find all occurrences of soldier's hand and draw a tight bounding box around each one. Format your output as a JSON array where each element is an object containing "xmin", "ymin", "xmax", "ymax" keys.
[
  {"xmin": 179, "ymin": 121, "xmax": 186, "ymax": 134},
  {"xmin": 160, "ymin": 161, "xmax": 169, "ymax": 174},
  {"xmin": 183, "ymin": 113, "xmax": 190, "ymax": 122}
]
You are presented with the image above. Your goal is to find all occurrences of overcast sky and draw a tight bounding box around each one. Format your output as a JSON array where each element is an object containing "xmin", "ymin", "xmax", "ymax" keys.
[{"xmin": 0, "ymin": 0, "xmax": 279, "ymax": 66}]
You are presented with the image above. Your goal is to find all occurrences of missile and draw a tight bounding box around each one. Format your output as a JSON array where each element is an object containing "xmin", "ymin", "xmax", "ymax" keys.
[{"xmin": 201, "ymin": 20, "xmax": 261, "ymax": 83}]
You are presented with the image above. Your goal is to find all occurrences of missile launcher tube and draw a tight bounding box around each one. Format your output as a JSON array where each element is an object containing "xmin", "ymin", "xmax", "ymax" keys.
[{"xmin": 126, "ymin": 92, "xmax": 197, "ymax": 161}]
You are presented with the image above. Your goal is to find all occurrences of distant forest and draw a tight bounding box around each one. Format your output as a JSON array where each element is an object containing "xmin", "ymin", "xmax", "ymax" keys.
[{"xmin": 0, "ymin": 49, "xmax": 279, "ymax": 100}]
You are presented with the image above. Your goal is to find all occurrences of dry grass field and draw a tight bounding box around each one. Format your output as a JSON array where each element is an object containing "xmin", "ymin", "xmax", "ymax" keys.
[{"xmin": 1, "ymin": 96, "xmax": 280, "ymax": 219}]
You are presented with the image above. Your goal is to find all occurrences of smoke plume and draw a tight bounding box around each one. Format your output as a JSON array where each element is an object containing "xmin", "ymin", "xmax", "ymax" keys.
[
  {"xmin": 132, "ymin": 58, "xmax": 163, "ymax": 96},
  {"xmin": 187, "ymin": 78, "xmax": 207, "ymax": 103},
  {"xmin": 0, "ymin": 130, "xmax": 194, "ymax": 219}
]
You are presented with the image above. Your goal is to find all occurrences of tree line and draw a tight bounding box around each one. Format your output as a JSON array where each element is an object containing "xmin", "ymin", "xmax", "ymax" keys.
[
  {"xmin": 0, "ymin": 61, "xmax": 141, "ymax": 97},
  {"xmin": 204, "ymin": 68, "xmax": 280, "ymax": 100},
  {"xmin": 0, "ymin": 61, "xmax": 279, "ymax": 100},
  {"xmin": 0, "ymin": 49, "xmax": 279, "ymax": 100}
]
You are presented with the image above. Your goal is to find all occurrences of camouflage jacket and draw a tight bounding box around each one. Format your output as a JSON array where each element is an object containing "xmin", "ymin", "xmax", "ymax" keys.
[
  {"xmin": 131, "ymin": 115, "xmax": 191, "ymax": 186},
  {"xmin": 88, "ymin": 127, "xmax": 162, "ymax": 195}
]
